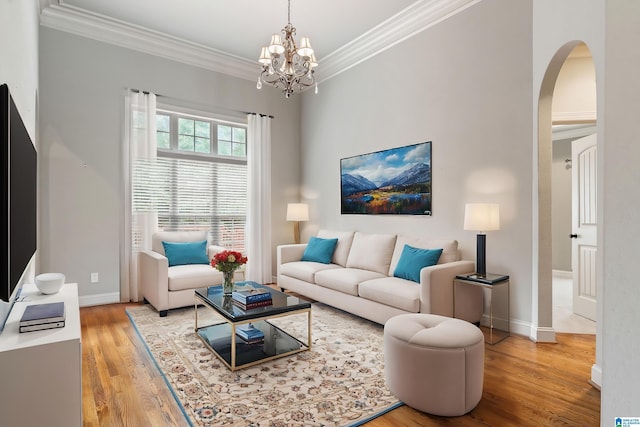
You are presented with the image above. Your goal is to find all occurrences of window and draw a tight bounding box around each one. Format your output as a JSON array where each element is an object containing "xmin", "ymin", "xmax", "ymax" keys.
[{"xmin": 132, "ymin": 107, "xmax": 247, "ymax": 252}]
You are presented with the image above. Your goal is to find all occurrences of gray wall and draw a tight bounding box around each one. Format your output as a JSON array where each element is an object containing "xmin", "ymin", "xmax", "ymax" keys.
[
  {"xmin": 0, "ymin": 0, "xmax": 38, "ymax": 138},
  {"xmin": 601, "ymin": 0, "xmax": 640, "ymax": 418},
  {"xmin": 38, "ymin": 28, "xmax": 301, "ymax": 303},
  {"xmin": 300, "ymin": 0, "xmax": 534, "ymax": 329}
]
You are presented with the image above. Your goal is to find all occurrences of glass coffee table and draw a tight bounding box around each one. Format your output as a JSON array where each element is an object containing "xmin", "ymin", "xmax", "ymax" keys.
[{"xmin": 194, "ymin": 281, "xmax": 311, "ymax": 371}]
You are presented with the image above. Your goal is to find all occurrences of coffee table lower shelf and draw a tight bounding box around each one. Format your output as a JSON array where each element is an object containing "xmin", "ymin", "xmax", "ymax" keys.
[{"xmin": 196, "ymin": 317, "xmax": 310, "ymax": 371}]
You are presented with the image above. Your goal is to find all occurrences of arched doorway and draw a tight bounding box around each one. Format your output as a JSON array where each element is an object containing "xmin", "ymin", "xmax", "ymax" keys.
[
  {"xmin": 534, "ymin": 40, "xmax": 596, "ymax": 342},
  {"xmin": 537, "ymin": 41, "xmax": 600, "ymax": 387}
]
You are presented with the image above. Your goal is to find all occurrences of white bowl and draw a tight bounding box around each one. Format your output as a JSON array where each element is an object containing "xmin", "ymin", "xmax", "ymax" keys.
[{"xmin": 35, "ymin": 273, "xmax": 65, "ymax": 295}]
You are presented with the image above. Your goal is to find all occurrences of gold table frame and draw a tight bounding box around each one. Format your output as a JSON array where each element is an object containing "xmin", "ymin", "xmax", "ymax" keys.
[{"xmin": 194, "ymin": 290, "xmax": 311, "ymax": 371}]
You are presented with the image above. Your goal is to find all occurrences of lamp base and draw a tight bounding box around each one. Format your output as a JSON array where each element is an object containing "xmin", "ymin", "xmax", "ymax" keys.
[
  {"xmin": 293, "ymin": 221, "xmax": 300, "ymax": 244},
  {"xmin": 476, "ymin": 233, "xmax": 486, "ymax": 277}
]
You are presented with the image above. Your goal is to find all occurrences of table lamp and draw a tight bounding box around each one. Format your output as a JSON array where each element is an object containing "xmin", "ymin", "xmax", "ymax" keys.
[
  {"xmin": 286, "ymin": 203, "xmax": 309, "ymax": 244},
  {"xmin": 464, "ymin": 203, "xmax": 500, "ymax": 277}
]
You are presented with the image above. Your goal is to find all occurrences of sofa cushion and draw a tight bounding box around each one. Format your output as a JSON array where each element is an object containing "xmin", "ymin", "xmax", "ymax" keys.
[
  {"xmin": 280, "ymin": 261, "xmax": 342, "ymax": 283},
  {"xmin": 388, "ymin": 236, "xmax": 459, "ymax": 276},
  {"xmin": 317, "ymin": 230, "xmax": 355, "ymax": 267},
  {"xmin": 152, "ymin": 230, "xmax": 208, "ymax": 256},
  {"xmin": 301, "ymin": 237, "xmax": 339, "ymax": 264},
  {"xmin": 167, "ymin": 264, "xmax": 222, "ymax": 291},
  {"xmin": 162, "ymin": 240, "xmax": 210, "ymax": 267},
  {"xmin": 394, "ymin": 245, "xmax": 443, "ymax": 283},
  {"xmin": 315, "ymin": 268, "xmax": 387, "ymax": 296},
  {"xmin": 346, "ymin": 232, "xmax": 397, "ymax": 275},
  {"xmin": 358, "ymin": 277, "xmax": 420, "ymax": 312}
]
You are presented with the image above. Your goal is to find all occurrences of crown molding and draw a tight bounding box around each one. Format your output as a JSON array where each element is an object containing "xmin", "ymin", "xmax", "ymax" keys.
[
  {"xmin": 39, "ymin": 0, "xmax": 480, "ymax": 84},
  {"xmin": 317, "ymin": 0, "xmax": 481, "ymax": 82},
  {"xmin": 552, "ymin": 111, "xmax": 597, "ymax": 125},
  {"xmin": 552, "ymin": 124, "xmax": 597, "ymax": 141},
  {"xmin": 40, "ymin": 2, "xmax": 257, "ymax": 81}
]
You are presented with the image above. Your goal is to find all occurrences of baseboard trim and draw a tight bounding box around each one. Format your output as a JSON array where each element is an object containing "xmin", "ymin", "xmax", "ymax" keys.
[
  {"xmin": 79, "ymin": 292, "xmax": 120, "ymax": 307},
  {"xmin": 590, "ymin": 363, "xmax": 602, "ymax": 390},
  {"xmin": 530, "ymin": 325, "xmax": 557, "ymax": 343},
  {"xmin": 480, "ymin": 316, "xmax": 531, "ymax": 340}
]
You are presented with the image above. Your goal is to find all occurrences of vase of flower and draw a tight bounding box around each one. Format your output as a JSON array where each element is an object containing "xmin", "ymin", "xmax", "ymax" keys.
[
  {"xmin": 223, "ymin": 271, "xmax": 235, "ymax": 295},
  {"xmin": 211, "ymin": 250, "xmax": 248, "ymax": 295}
]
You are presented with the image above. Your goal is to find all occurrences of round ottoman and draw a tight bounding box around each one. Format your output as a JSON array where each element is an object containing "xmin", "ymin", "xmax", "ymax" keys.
[{"xmin": 383, "ymin": 313, "xmax": 484, "ymax": 416}]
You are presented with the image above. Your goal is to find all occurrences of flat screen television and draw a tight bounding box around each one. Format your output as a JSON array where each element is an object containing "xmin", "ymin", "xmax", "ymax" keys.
[{"xmin": 0, "ymin": 83, "xmax": 37, "ymax": 331}]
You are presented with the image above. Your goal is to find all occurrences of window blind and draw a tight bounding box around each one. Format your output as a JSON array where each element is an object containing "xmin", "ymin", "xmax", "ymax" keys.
[{"xmin": 132, "ymin": 156, "xmax": 247, "ymax": 252}]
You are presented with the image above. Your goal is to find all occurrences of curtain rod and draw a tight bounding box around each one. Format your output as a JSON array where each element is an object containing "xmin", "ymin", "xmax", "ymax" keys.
[
  {"xmin": 246, "ymin": 112, "xmax": 274, "ymax": 119},
  {"xmin": 130, "ymin": 89, "xmax": 274, "ymax": 119}
]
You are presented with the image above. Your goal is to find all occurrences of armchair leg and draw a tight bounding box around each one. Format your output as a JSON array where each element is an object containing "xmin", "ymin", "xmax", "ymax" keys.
[{"xmin": 159, "ymin": 310, "xmax": 168, "ymax": 317}]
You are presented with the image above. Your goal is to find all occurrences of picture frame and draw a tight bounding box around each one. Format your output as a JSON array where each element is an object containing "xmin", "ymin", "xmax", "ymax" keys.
[{"xmin": 340, "ymin": 141, "xmax": 432, "ymax": 215}]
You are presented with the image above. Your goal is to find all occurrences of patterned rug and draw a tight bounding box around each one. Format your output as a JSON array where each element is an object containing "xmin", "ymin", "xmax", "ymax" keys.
[{"xmin": 126, "ymin": 302, "xmax": 402, "ymax": 426}]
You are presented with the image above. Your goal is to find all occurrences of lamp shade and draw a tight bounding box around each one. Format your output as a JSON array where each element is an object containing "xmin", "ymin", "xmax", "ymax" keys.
[
  {"xmin": 258, "ymin": 46, "xmax": 272, "ymax": 64},
  {"xmin": 297, "ymin": 37, "xmax": 314, "ymax": 57},
  {"xmin": 268, "ymin": 33, "xmax": 285, "ymax": 54},
  {"xmin": 286, "ymin": 203, "xmax": 309, "ymax": 221},
  {"xmin": 464, "ymin": 203, "xmax": 500, "ymax": 232}
]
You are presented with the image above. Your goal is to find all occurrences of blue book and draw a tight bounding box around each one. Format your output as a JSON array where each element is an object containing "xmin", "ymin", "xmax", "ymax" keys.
[
  {"xmin": 19, "ymin": 302, "xmax": 66, "ymax": 326},
  {"xmin": 232, "ymin": 288, "xmax": 272, "ymax": 304},
  {"xmin": 236, "ymin": 324, "xmax": 264, "ymax": 341}
]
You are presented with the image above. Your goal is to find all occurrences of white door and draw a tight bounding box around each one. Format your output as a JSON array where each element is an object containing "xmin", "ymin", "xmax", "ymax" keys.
[{"xmin": 571, "ymin": 134, "xmax": 597, "ymax": 321}]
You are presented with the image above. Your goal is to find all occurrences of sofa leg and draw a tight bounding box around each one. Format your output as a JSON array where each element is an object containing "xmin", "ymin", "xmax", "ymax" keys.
[
  {"xmin": 159, "ymin": 310, "xmax": 168, "ymax": 317},
  {"xmin": 143, "ymin": 298, "xmax": 149, "ymax": 304}
]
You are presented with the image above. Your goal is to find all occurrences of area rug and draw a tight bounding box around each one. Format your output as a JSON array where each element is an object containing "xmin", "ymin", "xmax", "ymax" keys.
[{"xmin": 126, "ymin": 302, "xmax": 402, "ymax": 426}]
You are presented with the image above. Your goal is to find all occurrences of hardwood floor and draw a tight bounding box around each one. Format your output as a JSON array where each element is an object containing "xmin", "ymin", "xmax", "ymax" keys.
[{"xmin": 80, "ymin": 303, "xmax": 600, "ymax": 426}]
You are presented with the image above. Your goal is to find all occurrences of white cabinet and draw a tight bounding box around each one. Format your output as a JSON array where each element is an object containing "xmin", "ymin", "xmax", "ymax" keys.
[{"xmin": 0, "ymin": 283, "xmax": 82, "ymax": 427}]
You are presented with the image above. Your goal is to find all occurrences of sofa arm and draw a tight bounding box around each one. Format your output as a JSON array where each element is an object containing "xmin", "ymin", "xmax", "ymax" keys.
[
  {"xmin": 277, "ymin": 244, "xmax": 307, "ymax": 279},
  {"xmin": 419, "ymin": 260, "xmax": 475, "ymax": 317},
  {"xmin": 139, "ymin": 250, "xmax": 169, "ymax": 312},
  {"xmin": 277, "ymin": 244, "xmax": 307, "ymax": 265}
]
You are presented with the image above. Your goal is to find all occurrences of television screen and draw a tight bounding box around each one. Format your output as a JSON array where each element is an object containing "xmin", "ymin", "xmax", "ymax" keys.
[{"xmin": 0, "ymin": 83, "xmax": 37, "ymax": 307}]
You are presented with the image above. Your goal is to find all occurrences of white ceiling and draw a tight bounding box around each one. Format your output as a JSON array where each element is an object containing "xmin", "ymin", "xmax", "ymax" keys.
[{"xmin": 38, "ymin": 0, "xmax": 480, "ymax": 82}]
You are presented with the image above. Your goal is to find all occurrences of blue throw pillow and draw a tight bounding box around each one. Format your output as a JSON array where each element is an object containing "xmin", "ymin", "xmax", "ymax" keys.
[
  {"xmin": 301, "ymin": 237, "xmax": 339, "ymax": 264},
  {"xmin": 393, "ymin": 244, "xmax": 443, "ymax": 283},
  {"xmin": 162, "ymin": 240, "xmax": 209, "ymax": 267}
]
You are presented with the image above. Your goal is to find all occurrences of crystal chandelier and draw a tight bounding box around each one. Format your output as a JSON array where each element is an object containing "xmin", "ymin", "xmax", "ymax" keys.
[{"xmin": 256, "ymin": 0, "xmax": 318, "ymax": 98}]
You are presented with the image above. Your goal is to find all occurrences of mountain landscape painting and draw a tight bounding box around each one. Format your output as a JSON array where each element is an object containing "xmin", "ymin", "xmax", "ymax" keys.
[{"xmin": 340, "ymin": 141, "xmax": 432, "ymax": 215}]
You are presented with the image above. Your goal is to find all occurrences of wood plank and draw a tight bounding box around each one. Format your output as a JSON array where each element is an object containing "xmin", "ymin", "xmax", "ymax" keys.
[{"xmin": 80, "ymin": 303, "xmax": 599, "ymax": 426}]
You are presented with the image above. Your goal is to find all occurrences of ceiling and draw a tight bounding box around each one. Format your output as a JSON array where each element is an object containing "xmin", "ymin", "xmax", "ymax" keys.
[{"xmin": 38, "ymin": 0, "xmax": 480, "ymax": 83}]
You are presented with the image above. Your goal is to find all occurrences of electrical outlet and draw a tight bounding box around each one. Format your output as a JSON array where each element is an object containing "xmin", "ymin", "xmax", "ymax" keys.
[{"xmin": 91, "ymin": 272, "xmax": 99, "ymax": 283}]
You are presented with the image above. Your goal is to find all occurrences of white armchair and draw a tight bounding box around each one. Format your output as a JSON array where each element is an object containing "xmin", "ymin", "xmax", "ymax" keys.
[{"xmin": 139, "ymin": 230, "xmax": 241, "ymax": 316}]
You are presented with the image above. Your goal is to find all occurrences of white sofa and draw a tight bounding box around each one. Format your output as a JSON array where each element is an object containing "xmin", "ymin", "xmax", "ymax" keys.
[
  {"xmin": 139, "ymin": 230, "xmax": 242, "ymax": 316},
  {"xmin": 277, "ymin": 230, "xmax": 479, "ymax": 325}
]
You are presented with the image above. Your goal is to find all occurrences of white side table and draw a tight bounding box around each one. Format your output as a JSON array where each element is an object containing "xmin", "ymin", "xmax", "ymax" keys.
[{"xmin": 454, "ymin": 273, "xmax": 510, "ymax": 344}]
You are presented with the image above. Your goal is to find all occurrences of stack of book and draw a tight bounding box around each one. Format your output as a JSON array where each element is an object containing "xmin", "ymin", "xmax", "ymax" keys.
[
  {"xmin": 19, "ymin": 301, "xmax": 66, "ymax": 333},
  {"xmin": 235, "ymin": 323, "xmax": 265, "ymax": 344},
  {"xmin": 231, "ymin": 287, "xmax": 273, "ymax": 310}
]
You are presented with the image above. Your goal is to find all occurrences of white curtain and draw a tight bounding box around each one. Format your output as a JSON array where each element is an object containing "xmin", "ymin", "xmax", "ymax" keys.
[
  {"xmin": 245, "ymin": 114, "xmax": 272, "ymax": 284},
  {"xmin": 121, "ymin": 89, "xmax": 158, "ymax": 302}
]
